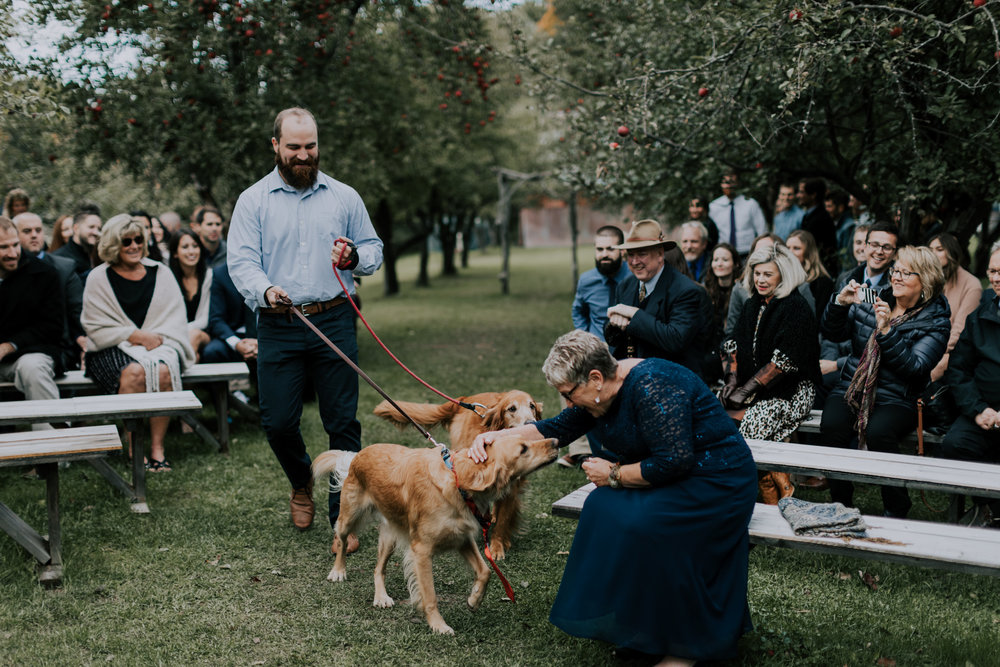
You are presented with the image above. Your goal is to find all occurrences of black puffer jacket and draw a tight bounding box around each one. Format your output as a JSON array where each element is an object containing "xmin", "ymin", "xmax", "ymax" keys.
[
  {"xmin": 820, "ymin": 291, "xmax": 950, "ymax": 410},
  {"xmin": 944, "ymin": 292, "xmax": 1000, "ymax": 419}
]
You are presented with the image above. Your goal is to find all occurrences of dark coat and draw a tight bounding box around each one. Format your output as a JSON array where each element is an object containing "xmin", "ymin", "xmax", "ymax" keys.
[
  {"xmin": 943, "ymin": 292, "xmax": 1000, "ymax": 419},
  {"xmin": 208, "ymin": 263, "xmax": 257, "ymax": 342},
  {"xmin": 821, "ymin": 290, "xmax": 951, "ymax": 409},
  {"xmin": 729, "ymin": 289, "xmax": 821, "ymax": 402},
  {"xmin": 38, "ymin": 251, "xmax": 85, "ymax": 369},
  {"xmin": 605, "ymin": 266, "xmax": 713, "ymax": 377},
  {"xmin": 0, "ymin": 255, "xmax": 66, "ymax": 374},
  {"xmin": 801, "ymin": 206, "xmax": 839, "ymax": 277},
  {"xmin": 51, "ymin": 239, "xmax": 94, "ymax": 279}
]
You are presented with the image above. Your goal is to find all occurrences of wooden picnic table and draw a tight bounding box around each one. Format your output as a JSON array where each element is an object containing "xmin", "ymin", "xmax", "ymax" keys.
[{"xmin": 0, "ymin": 391, "xmax": 203, "ymax": 514}]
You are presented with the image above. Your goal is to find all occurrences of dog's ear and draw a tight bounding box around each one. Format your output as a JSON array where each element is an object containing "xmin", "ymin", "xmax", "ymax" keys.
[
  {"xmin": 532, "ymin": 400, "xmax": 543, "ymax": 421},
  {"xmin": 483, "ymin": 403, "xmax": 506, "ymax": 432},
  {"xmin": 460, "ymin": 456, "xmax": 501, "ymax": 492}
]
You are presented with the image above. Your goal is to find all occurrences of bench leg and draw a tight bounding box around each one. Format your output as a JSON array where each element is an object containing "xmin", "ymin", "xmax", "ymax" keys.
[
  {"xmin": 125, "ymin": 419, "xmax": 150, "ymax": 514},
  {"xmin": 210, "ymin": 382, "xmax": 230, "ymax": 454},
  {"xmin": 0, "ymin": 500, "xmax": 51, "ymax": 564},
  {"xmin": 948, "ymin": 494, "xmax": 965, "ymax": 523},
  {"xmin": 39, "ymin": 463, "xmax": 63, "ymax": 586},
  {"xmin": 179, "ymin": 413, "xmax": 222, "ymax": 453}
]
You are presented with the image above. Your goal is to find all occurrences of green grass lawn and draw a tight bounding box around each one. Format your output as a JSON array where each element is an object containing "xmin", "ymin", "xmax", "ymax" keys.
[{"xmin": 1, "ymin": 246, "xmax": 998, "ymax": 666}]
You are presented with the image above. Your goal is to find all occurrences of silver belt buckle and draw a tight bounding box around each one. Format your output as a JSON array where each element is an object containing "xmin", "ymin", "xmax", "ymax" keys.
[{"xmin": 298, "ymin": 302, "xmax": 315, "ymax": 316}]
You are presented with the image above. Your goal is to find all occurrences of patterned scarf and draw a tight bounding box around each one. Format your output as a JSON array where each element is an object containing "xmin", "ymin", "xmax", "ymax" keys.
[{"xmin": 844, "ymin": 307, "xmax": 919, "ymax": 449}]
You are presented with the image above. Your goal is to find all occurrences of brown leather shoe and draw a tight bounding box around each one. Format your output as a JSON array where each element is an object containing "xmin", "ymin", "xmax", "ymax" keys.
[
  {"xmin": 290, "ymin": 483, "xmax": 314, "ymax": 530},
  {"xmin": 798, "ymin": 476, "xmax": 830, "ymax": 491},
  {"xmin": 331, "ymin": 533, "xmax": 359, "ymax": 555}
]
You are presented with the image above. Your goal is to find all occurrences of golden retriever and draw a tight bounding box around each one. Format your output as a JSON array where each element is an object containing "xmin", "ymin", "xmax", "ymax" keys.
[
  {"xmin": 372, "ymin": 390, "xmax": 543, "ymax": 560},
  {"xmin": 312, "ymin": 435, "xmax": 559, "ymax": 635}
]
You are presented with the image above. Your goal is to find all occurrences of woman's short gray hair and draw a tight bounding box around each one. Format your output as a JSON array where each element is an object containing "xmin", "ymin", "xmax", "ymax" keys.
[
  {"xmin": 98, "ymin": 213, "xmax": 148, "ymax": 265},
  {"xmin": 542, "ymin": 330, "xmax": 618, "ymax": 387},
  {"xmin": 741, "ymin": 243, "xmax": 807, "ymax": 299}
]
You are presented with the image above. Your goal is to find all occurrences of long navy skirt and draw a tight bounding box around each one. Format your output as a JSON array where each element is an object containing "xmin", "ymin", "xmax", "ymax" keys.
[{"xmin": 549, "ymin": 456, "xmax": 758, "ymax": 660}]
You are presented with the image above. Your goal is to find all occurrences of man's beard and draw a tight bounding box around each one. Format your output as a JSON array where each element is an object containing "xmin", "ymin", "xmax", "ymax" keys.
[
  {"xmin": 596, "ymin": 256, "xmax": 622, "ymax": 276},
  {"xmin": 276, "ymin": 152, "xmax": 320, "ymax": 190}
]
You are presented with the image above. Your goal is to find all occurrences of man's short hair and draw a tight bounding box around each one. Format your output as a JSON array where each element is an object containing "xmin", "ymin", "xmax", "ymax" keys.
[
  {"xmin": 800, "ymin": 177, "xmax": 827, "ymax": 201},
  {"xmin": 680, "ymin": 220, "xmax": 709, "ymax": 242},
  {"xmin": 0, "ymin": 216, "xmax": 15, "ymax": 235},
  {"xmin": 865, "ymin": 221, "xmax": 900, "ymax": 243},
  {"xmin": 73, "ymin": 204, "xmax": 101, "ymax": 227},
  {"xmin": 594, "ymin": 225, "xmax": 624, "ymax": 245},
  {"xmin": 273, "ymin": 107, "xmax": 317, "ymax": 142},
  {"xmin": 825, "ymin": 189, "xmax": 849, "ymax": 208},
  {"xmin": 195, "ymin": 206, "xmax": 223, "ymax": 225},
  {"xmin": 854, "ymin": 223, "xmax": 871, "ymax": 237},
  {"xmin": 129, "ymin": 209, "xmax": 151, "ymax": 221}
]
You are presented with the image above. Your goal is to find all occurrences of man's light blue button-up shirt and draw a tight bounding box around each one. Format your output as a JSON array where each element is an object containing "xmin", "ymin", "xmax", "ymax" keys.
[{"xmin": 228, "ymin": 168, "xmax": 383, "ymax": 311}]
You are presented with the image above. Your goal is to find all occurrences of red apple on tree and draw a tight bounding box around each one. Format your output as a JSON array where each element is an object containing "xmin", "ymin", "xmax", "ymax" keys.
[
  {"xmin": 889, "ymin": 26, "xmax": 902, "ymax": 38},
  {"xmin": 698, "ymin": 87, "xmax": 709, "ymax": 97},
  {"xmin": 789, "ymin": 9, "xmax": 803, "ymax": 21},
  {"xmin": 617, "ymin": 125, "xmax": 629, "ymax": 136},
  {"xmin": 974, "ymin": 0, "xmax": 986, "ymax": 7}
]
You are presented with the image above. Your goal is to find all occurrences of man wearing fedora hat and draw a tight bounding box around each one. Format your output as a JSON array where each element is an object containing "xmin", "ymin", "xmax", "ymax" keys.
[{"xmin": 605, "ymin": 219, "xmax": 713, "ymax": 378}]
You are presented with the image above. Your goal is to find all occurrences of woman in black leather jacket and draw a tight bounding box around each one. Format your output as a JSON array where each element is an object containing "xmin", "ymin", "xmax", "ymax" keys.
[{"xmin": 818, "ymin": 245, "xmax": 950, "ymax": 517}]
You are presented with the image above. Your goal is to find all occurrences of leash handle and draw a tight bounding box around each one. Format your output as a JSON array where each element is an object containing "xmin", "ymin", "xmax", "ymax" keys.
[
  {"xmin": 287, "ymin": 307, "xmax": 442, "ymax": 448},
  {"xmin": 331, "ymin": 263, "xmax": 481, "ymax": 415}
]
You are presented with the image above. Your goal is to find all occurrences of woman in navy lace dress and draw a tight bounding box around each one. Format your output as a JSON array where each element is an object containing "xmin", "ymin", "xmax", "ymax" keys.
[{"xmin": 469, "ymin": 330, "xmax": 757, "ymax": 665}]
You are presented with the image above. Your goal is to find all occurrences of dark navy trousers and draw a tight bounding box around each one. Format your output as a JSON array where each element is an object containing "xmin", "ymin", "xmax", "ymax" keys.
[{"xmin": 257, "ymin": 304, "xmax": 361, "ymax": 527}]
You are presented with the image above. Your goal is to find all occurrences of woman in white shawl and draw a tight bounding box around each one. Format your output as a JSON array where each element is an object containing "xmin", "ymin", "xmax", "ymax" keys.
[{"xmin": 82, "ymin": 214, "xmax": 195, "ymax": 472}]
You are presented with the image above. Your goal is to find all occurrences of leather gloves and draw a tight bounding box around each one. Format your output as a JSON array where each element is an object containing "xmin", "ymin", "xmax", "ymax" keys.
[{"xmin": 724, "ymin": 362, "xmax": 784, "ymax": 410}]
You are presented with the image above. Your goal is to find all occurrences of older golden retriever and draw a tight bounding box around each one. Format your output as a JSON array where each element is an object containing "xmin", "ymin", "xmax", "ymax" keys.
[
  {"xmin": 312, "ymin": 435, "xmax": 558, "ymax": 635},
  {"xmin": 372, "ymin": 391, "xmax": 543, "ymax": 560}
]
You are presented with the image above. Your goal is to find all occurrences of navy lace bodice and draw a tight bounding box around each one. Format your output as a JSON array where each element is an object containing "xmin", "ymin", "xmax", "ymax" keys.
[{"xmin": 534, "ymin": 358, "xmax": 752, "ymax": 485}]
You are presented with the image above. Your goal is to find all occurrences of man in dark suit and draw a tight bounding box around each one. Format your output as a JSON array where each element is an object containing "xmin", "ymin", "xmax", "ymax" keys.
[
  {"xmin": 204, "ymin": 262, "xmax": 258, "ymax": 368},
  {"xmin": 605, "ymin": 219, "xmax": 713, "ymax": 378},
  {"xmin": 14, "ymin": 213, "xmax": 86, "ymax": 370},
  {"xmin": 0, "ymin": 217, "xmax": 65, "ymax": 428},
  {"xmin": 51, "ymin": 206, "xmax": 101, "ymax": 279},
  {"xmin": 797, "ymin": 178, "xmax": 838, "ymax": 276}
]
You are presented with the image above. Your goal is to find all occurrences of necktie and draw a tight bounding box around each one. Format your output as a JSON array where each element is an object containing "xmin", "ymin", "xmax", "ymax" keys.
[
  {"xmin": 638, "ymin": 282, "xmax": 647, "ymax": 302},
  {"xmin": 729, "ymin": 200, "xmax": 737, "ymax": 248},
  {"xmin": 864, "ymin": 277, "xmax": 874, "ymax": 288}
]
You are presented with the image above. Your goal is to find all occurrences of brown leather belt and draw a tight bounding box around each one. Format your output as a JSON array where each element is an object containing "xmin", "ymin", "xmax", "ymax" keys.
[{"xmin": 259, "ymin": 296, "xmax": 348, "ymax": 316}]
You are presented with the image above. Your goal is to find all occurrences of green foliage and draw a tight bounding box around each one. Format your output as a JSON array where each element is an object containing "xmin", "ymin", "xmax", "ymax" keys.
[{"xmin": 523, "ymin": 1, "xmax": 1000, "ymax": 239}]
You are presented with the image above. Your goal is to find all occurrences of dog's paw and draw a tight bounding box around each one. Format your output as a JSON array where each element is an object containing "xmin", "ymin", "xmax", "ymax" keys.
[
  {"xmin": 326, "ymin": 567, "xmax": 347, "ymax": 583},
  {"xmin": 487, "ymin": 540, "xmax": 507, "ymax": 561},
  {"xmin": 429, "ymin": 621, "xmax": 455, "ymax": 636},
  {"xmin": 372, "ymin": 593, "xmax": 395, "ymax": 608}
]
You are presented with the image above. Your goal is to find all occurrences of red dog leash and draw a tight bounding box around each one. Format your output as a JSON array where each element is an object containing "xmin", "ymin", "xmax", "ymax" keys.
[{"xmin": 330, "ymin": 241, "xmax": 486, "ymax": 418}]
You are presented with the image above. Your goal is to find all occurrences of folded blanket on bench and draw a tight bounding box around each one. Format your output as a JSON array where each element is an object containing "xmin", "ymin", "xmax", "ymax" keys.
[{"xmin": 778, "ymin": 497, "xmax": 868, "ymax": 538}]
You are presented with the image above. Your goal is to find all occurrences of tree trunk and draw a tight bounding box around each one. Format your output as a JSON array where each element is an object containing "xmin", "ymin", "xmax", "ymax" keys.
[
  {"xmin": 568, "ymin": 191, "xmax": 579, "ymax": 290},
  {"xmin": 498, "ymin": 172, "xmax": 511, "ymax": 295},
  {"xmin": 373, "ymin": 199, "xmax": 399, "ymax": 296},
  {"xmin": 439, "ymin": 212, "xmax": 460, "ymax": 277},
  {"xmin": 460, "ymin": 215, "xmax": 474, "ymax": 268}
]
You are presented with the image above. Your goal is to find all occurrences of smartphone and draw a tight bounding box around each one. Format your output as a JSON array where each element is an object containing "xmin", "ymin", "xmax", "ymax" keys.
[{"xmin": 859, "ymin": 287, "xmax": 878, "ymax": 304}]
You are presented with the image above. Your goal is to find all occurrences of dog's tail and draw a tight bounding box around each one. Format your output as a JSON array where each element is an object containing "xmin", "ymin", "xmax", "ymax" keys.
[
  {"xmin": 373, "ymin": 399, "xmax": 463, "ymax": 430},
  {"xmin": 312, "ymin": 450, "xmax": 357, "ymax": 493}
]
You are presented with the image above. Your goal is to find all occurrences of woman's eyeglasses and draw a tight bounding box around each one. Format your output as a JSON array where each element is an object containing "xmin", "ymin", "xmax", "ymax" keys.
[
  {"xmin": 120, "ymin": 235, "xmax": 144, "ymax": 248},
  {"xmin": 559, "ymin": 382, "xmax": 581, "ymax": 402},
  {"xmin": 889, "ymin": 267, "xmax": 919, "ymax": 279}
]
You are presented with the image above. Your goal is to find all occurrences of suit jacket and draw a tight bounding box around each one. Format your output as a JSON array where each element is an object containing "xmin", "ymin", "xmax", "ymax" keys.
[
  {"xmin": 800, "ymin": 206, "xmax": 838, "ymax": 276},
  {"xmin": 0, "ymin": 255, "xmax": 66, "ymax": 374},
  {"xmin": 604, "ymin": 266, "xmax": 713, "ymax": 377},
  {"xmin": 208, "ymin": 263, "xmax": 257, "ymax": 342},
  {"xmin": 38, "ymin": 251, "xmax": 85, "ymax": 369},
  {"xmin": 51, "ymin": 239, "xmax": 94, "ymax": 279}
]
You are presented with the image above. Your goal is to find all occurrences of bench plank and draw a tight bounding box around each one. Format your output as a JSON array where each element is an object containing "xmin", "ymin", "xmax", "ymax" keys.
[
  {"xmin": 747, "ymin": 438, "xmax": 1000, "ymax": 499},
  {"xmin": 795, "ymin": 409, "xmax": 943, "ymax": 444},
  {"xmin": 0, "ymin": 425, "xmax": 122, "ymax": 465},
  {"xmin": 0, "ymin": 391, "xmax": 202, "ymax": 425},
  {"xmin": 552, "ymin": 484, "xmax": 1000, "ymax": 576}
]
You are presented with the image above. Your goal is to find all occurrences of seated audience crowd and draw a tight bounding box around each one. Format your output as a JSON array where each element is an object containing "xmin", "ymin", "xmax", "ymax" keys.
[{"xmin": 2, "ymin": 178, "xmax": 999, "ymax": 529}]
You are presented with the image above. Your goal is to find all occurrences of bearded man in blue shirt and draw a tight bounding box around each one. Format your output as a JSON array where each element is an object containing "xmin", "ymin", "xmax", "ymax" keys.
[{"xmin": 228, "ymin": 108, "xmax": 383, "ymax": 553}]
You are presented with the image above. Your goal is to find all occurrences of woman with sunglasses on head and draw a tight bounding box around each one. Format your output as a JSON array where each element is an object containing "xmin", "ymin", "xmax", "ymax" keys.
[
  {"xmin": 81, "ymin": 214, "xmax": 195, "ymax": 472},
  {"xmin": 818, "ymin": 245, "xmax": 950, "ymax": 517}
]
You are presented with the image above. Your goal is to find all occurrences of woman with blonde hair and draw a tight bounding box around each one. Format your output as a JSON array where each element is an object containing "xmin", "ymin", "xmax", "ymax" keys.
[
  {"xmin": 81, "ymin": 214, "xmax": 195, "ymax": 471},
  {"xmin": 721, "ymin": 244, "xmax": 820, "ymax": 502},
  {"xmin": 819, "ymin": 245, "xmax": 950, "ymax": 517},
  {"xmin": 786, "ymin": 229, "xmax": 834, "ymax": 319}
]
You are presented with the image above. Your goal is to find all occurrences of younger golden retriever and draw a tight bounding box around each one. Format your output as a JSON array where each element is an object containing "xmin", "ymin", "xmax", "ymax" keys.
[
  {"xmin": 312, "ymin": 435, "xmax": 558, "ymax": 635},
  {"xmin": 373, "ymin": 390, "xmax": 543, "ymax": 560}
]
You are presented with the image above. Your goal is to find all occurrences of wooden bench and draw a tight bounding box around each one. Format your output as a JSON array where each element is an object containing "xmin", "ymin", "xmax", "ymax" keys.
[
  {"xmin": 0, "ymin": 391, "xmax": 203, "ymax": 514},
  {"xmin": 0, "ymin": 425, "xmax": 122, "ymax": 585},
  {"xmin": 552, "ymin": 484, "xmax": 1000, "ymax": 576},
  {"xmin": 794, "ymin": 409, "xmax": 944, "ymax": 448},
  {"xmin": 0, "ymin": 362, "xmax": 250, "ymax": 453}
]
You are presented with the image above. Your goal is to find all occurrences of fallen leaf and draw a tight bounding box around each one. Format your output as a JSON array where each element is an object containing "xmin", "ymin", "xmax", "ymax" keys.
[
  {"xmin": 157, "ymin": 547, "xmax": 169, "ymax": 552},
  {"xmin": 875, "ymin": 658, "xmax": 896, "ymax": 667},
  {"xmin": 556, "ymin": 550, "xmax": 569, "ymax": 555},
  {"xmin": 207, "ymin": 555, "xmax": 221, "ymax": 566},
  {"xmin": 250, "ymin": 575, "xmax": 261, "ymax": 583},
  {"xmin": 252, "ymin": 637, "xmax": 261, "ymax": 644},
  {"xmin": 220, "ymin": 563, "xmax": 232, "ymax": 570},
  {"xmin": 838, "ymin": 572, "xmax": 852, "ymax": 580},
  {"xmin": 859, "ymin": 570, "xmax": 878, "ymax": 591}
]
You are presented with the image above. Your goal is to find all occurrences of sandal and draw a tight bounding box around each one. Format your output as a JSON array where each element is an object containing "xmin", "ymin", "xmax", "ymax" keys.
[{"xmin": 145, "ymin": 459, "xmax": 173, "ymax": 473}]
